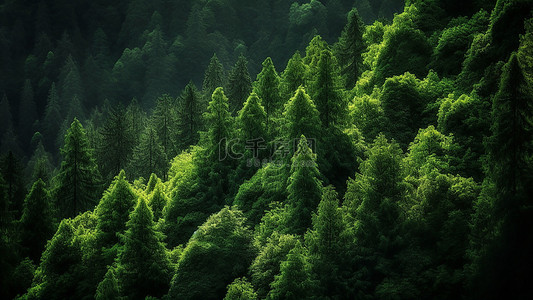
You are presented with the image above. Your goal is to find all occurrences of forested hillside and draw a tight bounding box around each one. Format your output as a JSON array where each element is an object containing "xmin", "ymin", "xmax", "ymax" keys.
[{"xmin": 1, "ymin": 0, "xmax": 532, "ymax": 299}]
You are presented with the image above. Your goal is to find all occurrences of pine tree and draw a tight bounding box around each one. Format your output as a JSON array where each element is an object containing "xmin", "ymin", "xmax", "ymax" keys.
[
  {"xmin": 469, "ymin": 53, "xmax": 533, "ymax": 298},
  {"xmin": 227, "ymin": 55, "xmax": 252, "ymax": 113},
  {"xmin": 153, "ymin": 94, "xmax": 178, "ymax": 158},
  {"xmin": 128, "ymin": 121, "xmax": 167, "ymax": 180},
  {"xmin": 203, "ymin": 54, "xmax": 225, "ymax": 100},
  {"xmin": 18, "ymin": 79, "xmax": 38, "ymax": 147},
  {"xmin": 281, "ymin": 52, "xmax": 307, "ymax": 101},
  {"xmin": 59, "ymin": 55, "xmax": 84, "ymax": 114},
  {"xmin": 286, "ymin": 135, "xmax": 323, "ymax": 234},
  {"xmin": 98, "ymin": 104, "xmax": 135, "ymax": 181},
  {"xmin": 116, "ymin": 196, "xmax": 172, "ymax": 299},
  {"xmin": 305, "ymin": 185, "xmax": 347, "ymax": 297},
  {"xmin": 148, "ymin": 179, "xmax": 169, "ymax": 221},
  {"xmin": 310, "ymin": 49, "xmax": 347, "ymax": 128},
  {"xmin": 53, "ymin": 118, "xmax": 101, "ymax": 219},
  {"xmin": 143, "ymin": 28, "xmax": 174, "ymax": 103},
  {"xmin": 42, "ymin": 82, "xmax": 62, "ymax": 150},
  {"xmin": 95, "ymin": 267, "xmax": 119, "ymax": 300},
  {"xmin": 335, "ymin": 8, "xmax": 366, "ymax": 88},
  {"xmin": 254, "ymin": 57, "xmax": 282, "ymax": 127},
  {"xmin": 18, "ymin": 179, "xmax": 55, "ymax": 262},
  {"xmin": 238, "ymin": 92, "xmax": 267, "ymax": 143},
  {"xmin": 95, "ymin": 170, "xmax": 137, "ymax": 247},
  {"xmin": 266, "ymin": 241, "xmax": 314, "ymax": 300},
  {"xmin": 145, "ymin": 173, "xmax": 159, "ymax": 195},
  {"xmin": 177, "ymin": 81, "xmax": 204, "ymax": 149},
  {"xmin": 283, "ymin": 86, "xmax": 321, "ymax": 142},
  {"xmin": 204, "ymin": 87, "xmax": 234, "ymax": 158},
  {"xmin": 125, "ymin": 97, "xmax": 146, "ymax": 142}
]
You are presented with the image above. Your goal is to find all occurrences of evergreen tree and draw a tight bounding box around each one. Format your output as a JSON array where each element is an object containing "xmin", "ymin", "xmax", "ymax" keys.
[
  {"xmin": 128, "ymin": 121, "xmax": 167, "ymax": 181},
  {"xmin": 148, "ymin": 180, "xmax": 169, "ymax": 221},
  {"xmin": 59, "ymin": 55, "xmax": 84, "ymax": 114},
  {"xmin": 42, "ymin": 82, "xmax": 62, "ymax": 150},
  {"xmin": 281, "ymin": 52, "xmax": 307, "ymax": 101},
  {"xmin": 227, "ymin": 55, "xmax": 252, "ymax": 113},
  {"xmin": 305, "ymin": 186, "xmax": 348, "ymax": 297},
  {"xmin": 18, "ymin": 179, "xmax": 55, "ymax": 262},
  {"xmin": 125, "ymin": 98, "xmax": 146, "ymax": 142},
  {"xmin": 98, "ymin": 104, "xmax": 135, "ymax": 181},
  {"xmin": 143, "ymin": 28, "xmax": 175, "ymax": 103},
  {"xmin": 224, "ymin": 277, "xmax": 258, "ymax": 300},
  {"xmin": 335, "ymin": 8, "xmax": 366, "ymax": 88},
  {"xmin": 177, "ymin": 81, "xmax": 204, "ymax": 149},
  {"xmin": 204, "ymin": 87, "xmax": 234, "ymax": 159},
  {"xmin": 153, "ymin": 94, "xmax": 178, "ymax": 158},
  {"xmin": 286, "ymin": 135, "xmax": 323, "ymax": 234},
  {"xmin": 116, "ymin": 196, "xmax": 172, "ymax": 299},
  {"xmin": 266, "ymin": 241, "xmax": 314, "ymax": 300},
  {"xmin": 167, "ymin": 207, "xmax": 254, "ymax": 299},
  {"xmin": 238, "ymin": 92, "xmax": 267, "ymax": 143},
  {"xmin": 283, "ymin": 87, "xmax": 321, "ymax": 142},
  {"xmin": 254, "ymin": 57, "xmax": 282, "ymax": 127},
  {"xmin": 203, "ymin": 54, "xmax": 225, "ymax": 100},
  {"xmin": 95, "ymin": 267, "xmax": 119, "ymax": 300},
  {"xmin": 54, "ymin": 118, "xmax": 101, "ymax": 219},
  {"xmin": 469, "ymin": 53, "xmax": 533, "ymax": 299},
  {"xmin": 310, "ymin": 49, "xmax": 347, "ymax": 128},
  {"xmin": 95, "ymin": 170, "xmax": 137, "ymax": 247},
  {"xmin": 145, "ymin": 173, "xmax": 159, "ymax": 195}
]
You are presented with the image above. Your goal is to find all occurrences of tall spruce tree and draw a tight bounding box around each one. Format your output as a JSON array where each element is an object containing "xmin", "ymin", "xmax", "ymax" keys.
[
  {"xmin": 42, "ymin": 83, "xmax": 62, "ymax": 151},
  {"xmin": 281, "ymin": 52, "xmax": 307, "ymax": 101},
  {"xmin": 468, "ymin": 53, "xmax": 533, "ymax": 299},
  {"xmin": 153, "ymin": 94, "xmax": 178, "ymax": 158},
  {"xmin": 254, "ymin": 57, "xmax": 282, "ymax": 127},
  {"xmin": 266, "ymin": 241, "xmax": 314, "ymax": 300},
  {"xmin": 53, "ymin": 118, "xmax": 101, "ymax": 219},
  {"xmin": 128, "ymin": 121, "xmax": 167, "ymax": 180},
  {"xmin": 335, "ymin": 8, "xmax": 366, "ymax": 88},
  {"xmin": 283, "ymin": 87, "xmax": 321, "ymax": 142},
  {"xmin": 177, "ymin": 81, "xmax": 204, "ymax": 149},
  {"xmin": 204, "ymin": 87, "xmax": 234, "ymax": 159},
  {"xmin": 227, "ymin": 55, "xmax": 252, "ymax": 113},
  {"xmin": 310, "ymin": 49, "xmax": 347, "ymax": 128},
  {"xmin": 98, "ymin": 104, "xmax": 135, "ymax": 181},
  {"xmin": 286, "ymin": 135, "xmax": 323, "ymax": 234},
  {"xmin": 115, "ymin": 196, "xmax": 172, "ymax": 299},
  {"xmin": 203, "ymin": 54, "xmax": 225, "ymax": 100},
  {"xmin": 18, "ymin": 179, "xmax": 55, "ymax": 262},
  {"xmin": 148, "ymin": 179, "xmax": 169, "ymax": 221}
]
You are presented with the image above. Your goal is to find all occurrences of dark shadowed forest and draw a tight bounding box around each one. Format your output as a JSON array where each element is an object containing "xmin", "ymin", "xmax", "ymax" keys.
[{"xmin": 0, "ymin": 0, "xmax": 532, "ymax": 299}]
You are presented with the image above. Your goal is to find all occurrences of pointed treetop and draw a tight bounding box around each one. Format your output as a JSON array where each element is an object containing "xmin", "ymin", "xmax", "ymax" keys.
[{"xmin": 283, "ymin": 86, "xmax": 321, "ymax": 141}]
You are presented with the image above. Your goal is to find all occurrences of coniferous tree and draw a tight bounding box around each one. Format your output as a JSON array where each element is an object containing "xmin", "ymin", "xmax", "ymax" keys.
[
  {"xmin": 310, "ymin": 49, "xmax": 347, "ymax": 128},
  {"xmin": 254, "ymin": 57, "xmax": 282, "ymax": 127},
  {"xmin": 145, "ymin": 173, "xmax": 159, "ymax": 195},
  {"xmin": 95, "ymin": 267, "xmax": 119, "ymax": 300},
  {"xmin": 59, "ymin": 55, "xmax": 84, "ymax": 114},
  {"xmin": 128, "ymin": 121, "xmax": 167, "ymax": 180},
  {"xmin": 18, "ymin": 179, "xmax": 55, "ymax": 262},
  {"xmin": 42, "ymin": 83, "xmax": 62, "ymax": 150},
  {"xmin": 266, "ymin": 241, "xmax": 314, "ymax": 300},
  {"xmin": 148, "ymin": 180, "xmax": 169, "ymax": 221},
  {"xmin": 98, "ymin": 104, "xmax": 135, "ymax": 181},
  {"xmin": 281, "ymin": 52, "xmax": 307, "ymax": 101},
  {"xmin": 95, "ymin": 170, "xmax": 137, "ymax": 248},
  {"xmin": 143, "ymin": 28, "xmax": 175, "ymax": 103},
  {"xmin": 203, "ymin": 54, "xmax": 225, "ymax": 100},
  {"xmin": 335, "ymin": 8, "xmax": 366, "ymax": 88},
  {"xmin": 177, "ymin": 81, "xmax": 204, "ymax": 149},
  {"xmin": 125, "ymin": 98, "xmax": 146, "ymax": 142},
  {"xmin": 153, "ymin": 94, "xmax": 178, "ymax": 158},
  {"xmin": 227, "ymin": 55, "xmax": 252, "ymax": 113},
  {"xmin": 305, "ymin": 186, "xmax": 348, "ymax": 297},
  {"xmin": 53, "ymin": 118, "xmax": 101, "ymax": 219},
  {"xmin": 283, "ymin": 87, "xmax": 321, "ymax": 142},
  {"xmin": 238, "ymin": 92, "xmax": 267, "ymax": 144},
  {"xmin": 286, "ymin": 135, "xmax": 323, "ymax": 234},
  {"xmin": 468, "ymin": 53, "xmax": 533, "ymax": 299},
  {"xmin": 204, "ymin": 87, "xmax": 234, "ymax": 159},
  {"xmin": 115, "ymin": 196, "xmax": 172, "ymax": 299}
]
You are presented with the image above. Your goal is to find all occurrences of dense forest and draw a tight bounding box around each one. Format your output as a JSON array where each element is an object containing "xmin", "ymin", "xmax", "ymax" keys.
[{"xmin": 0, "ymin": 0, "xmax": 532, "ymax": 299}]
